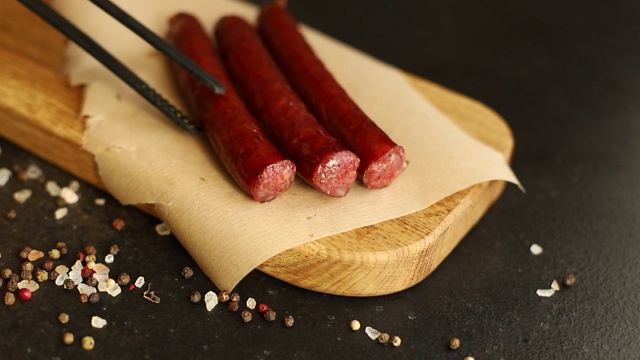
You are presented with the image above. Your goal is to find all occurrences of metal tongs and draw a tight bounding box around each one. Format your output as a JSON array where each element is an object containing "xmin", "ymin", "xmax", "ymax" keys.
[{"xmin": 19, "ymin": 0, "xmax": 225, "ymax": 133}]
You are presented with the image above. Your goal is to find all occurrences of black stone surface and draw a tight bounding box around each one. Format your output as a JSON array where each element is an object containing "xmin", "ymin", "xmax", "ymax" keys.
[{"xmin": 1, "ymin": 1, "xmax": 639, "ymax": 359}]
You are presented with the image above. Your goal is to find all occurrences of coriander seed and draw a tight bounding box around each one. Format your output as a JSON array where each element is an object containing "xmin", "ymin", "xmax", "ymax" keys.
[
  {"xmin": 190, "ymin": 291, "xmax": 202, "ymax": 303},
  {"xmin": 263, "ymin": 308, "xmax": 277, "ymax": 322},
  {"xmin": 1, "ymin": 268, "xmax": 12, "ymax": 279},
  {"xmin": 283, "ymin": 315, "xmax": 294, "ymax": 328},
  {"xmin": 391, "ymin": 335, "xmax": 402, "ymax": 347},
  {"xmin": 84, "ymin": 244, "xmax": 97, "ymax": 255},
  {"xmin": 218, "ymin": 290, "xmax": 230, "ymax": 303},
  {"xmin": 109, "ymin": 244, "xmax": 120, "ymax": 255},
  {"xmin": 181, "ymin": 266, "xmax": 194, "ymax": 279},
  {"xmin": 36, "ymin": 269, "xmax": 49, "ymax": 282},
  {"xmin": 449, "ymin": 337, "xmax": 461, "ymax": 350},
  {"xmin": 48, "ymin": 249, "xmax": 61, "ymax": 260},
  {"xmin": 42, "ymin": 259, "xmax": 54, "ymax": 272},
  {"xmin": 89, "ymin": 292, "xmax": 100, "ymax": 304},
  {"xmin": 62, "ymin": 332, "xmax": 74, "ymax": 345},
  {"xmin": 117, "ymin": 273, "xmax": 131, "ymax": 286},
  {"xmin": 241, "ymin": 310, "xmax": 253, "ymax": 323},
  {"xmin": 229, "ymin": 292, "xmax": 240, "ymax": 303},
  {"xmin": 4, "ymin": 292, "xmax": 16, "ymax": 306},
  {"xmin": 350, "ymin": 320, "xmax": 361, "ymax": 331},
  {"xmin": 377, "ymin": 333, "xmax": 390, "ymax": 344},
  {"xmin": 563, "ymin": 274, "xmax": 577, "ymax": 287},
  {"xmin": 81, "ymin": 336, "xmax": 95, "ymax": 350},
  {"xmin": 228, "ymin": 301, "xmax": 239, "ymax": 312},
  {"xmin": 58, "ymin": 312, "xmax": 70, "ymax": 324},
  {"xmin": 112, "ymin": 218, "xmax": 125, "ymax": 230}
]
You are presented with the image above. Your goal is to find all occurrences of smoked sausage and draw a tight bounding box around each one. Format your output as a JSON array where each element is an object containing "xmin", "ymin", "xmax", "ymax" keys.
[
  {"xmin": 257, "ymin": 4, "xmax": 405, "ymax": 189},
  {"xmin": 167, "ymin": 13, "xmax": 295, "ymax": 202},
  {"xmin": 215, "ymin": 16, "xmax": 359, "ymax": 197}
]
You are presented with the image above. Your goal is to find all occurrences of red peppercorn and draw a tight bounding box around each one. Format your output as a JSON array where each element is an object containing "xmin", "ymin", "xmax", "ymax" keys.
[
  {"xmin": 128, "ymin": 284, "xmax": 135, "ymax": 291},
  {"xmin": 258, "ymin": 303, "xmax": 269, "ymax": 313},
  {"xmin": 18, "ymin": 288, "xmax": 32, "ymax": 301},
  {"xmin": 81, "ymin": 267, "xmax": 95, "ymax": 279},
  {"xmin": 76, "ymin": 251, "xmax": 86, "ymax": 262}
]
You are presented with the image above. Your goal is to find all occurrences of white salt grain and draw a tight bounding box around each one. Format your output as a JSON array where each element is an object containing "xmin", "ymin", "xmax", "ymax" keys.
[
  {"xmin": 91, "ymin": 316, "xmax": 107, "ymax": 329},
  {"xmin": 94, "ymin": 198, "xmax": 106, "ymax": 206},
  {"xmin": 246, "ymin": 297, "xmax": 256, "ymax": 310},
  {"xmin": 60, "ymin": 187, "xmax": 79, "ymax": 204},
  {"xmin": 530, "ymin": 243, "xmax": 544, "ymax": 255},
  {"xmin": 71, "ymin": 260, "xmax": 83, "ymax": 271},
  {"xmin": 18, "ymin": 280, "xmax": 40, "ymax": 292},
  {"xmin": 155, "ymin": 223, "xmax": 171, "ymax": 236},
  {"xmin": 68, "ymin": 180, "xmax": 80, "ymax": 192},
  {"xmin": 204, "ymin": 291, "xmax": 218, "ymax": 311},
  {"xmin": 106, "ymin": 284, "xmax": 122, "ymax": 297},
  {"xmin": 55, "ymin": 265, "xmax": 69, "ymax": 275},
  {"xmin": 0, "ymin": 168, "xmax": 11, "ymax": 186},
  {"xmin": 104, "ymin": 254, "xmax": 114, "ymax": 264},
  {"xmin": 78, "ymin": 283, "xmax": 97, "ymax": 295},
  {"xmin": 55, "ymin": 273, "xmax": 69, "ymax": 286},
  {"xmin": 45, "ymin": 181, "xmax": 61, "ymax": 196},
  {"xmin": 134, "ymin": 276, "xmax": 145, "ymax": 288},
  {"xmin": 55, "ymin": 207, "xmax": 68, "ymax": 220},
  {"xmin": 365, "ymin": 327, "xmax": 381, "ymax": 340},
  {"xmin": 26, "ymin": 164, "xmax": 43, "ymax": 180},
  {"xmin": 536, "ymin": 289, "xmax": 556, "ymax": 297},
  {"xmin": 13, "ymin": 189, "xmax": 32, "ymax": 204},
  {"xmin": 69, "ymin": 270, "xmax": 83, "ymax": 285},
  {"xmin": 551, "ymin": 280, "xmax": 560, "ymax": 291},
  {"xmin": 98, "ymin": 281, "xmax": 108, "ymax": 292},
  {"xmin": 93, "ymin": 263, "xmax": 110, "ymax": 275}
]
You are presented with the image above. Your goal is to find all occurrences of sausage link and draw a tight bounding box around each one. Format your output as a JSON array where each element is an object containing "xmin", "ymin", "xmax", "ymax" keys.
[
  {"xmin": 215, "ymin": 16, "xmax": 359, "ymax": 197},
  {"xmin": 167, "ymin": 13, "xmax": 295, "ymax": 202},
  {"xmin": 257, "ymin": 4, "xmax": 405, "ymax": 189}
]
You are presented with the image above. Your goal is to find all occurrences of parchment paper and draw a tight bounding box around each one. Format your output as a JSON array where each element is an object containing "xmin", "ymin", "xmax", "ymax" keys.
[{"xmin": 54, "ymin": 0, "xmax": 520, "ymax": 292}]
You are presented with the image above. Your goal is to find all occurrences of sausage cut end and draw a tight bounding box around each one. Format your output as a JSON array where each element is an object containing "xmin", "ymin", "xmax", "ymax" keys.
[{"xmin": 361, "ymin": 146, "xmax": 406, "ymax": 189}]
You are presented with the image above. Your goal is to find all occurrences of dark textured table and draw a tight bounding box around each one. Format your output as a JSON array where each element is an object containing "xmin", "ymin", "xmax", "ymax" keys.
[{"xmin": 1, "ymin": 1, "xmax": 638, "ymax": 359}]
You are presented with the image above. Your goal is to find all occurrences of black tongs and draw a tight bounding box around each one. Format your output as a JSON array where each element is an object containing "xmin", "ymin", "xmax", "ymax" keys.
[{"xmin": 19, "ymin": 0, "xmax": 225, "ymax": 133}]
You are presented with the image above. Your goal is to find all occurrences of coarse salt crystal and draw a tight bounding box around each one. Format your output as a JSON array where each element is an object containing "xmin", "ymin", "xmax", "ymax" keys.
[
  {"xmin": 246, "ymin": 297, "xmax": 256, "ymax": 310},
  {"xmin": 18, "ymin": 280, "xmax": 40, "ymax": 292},
  {"xmin": 106, "ymin": 284, "xmax": 122, "ymax": 297},
  {"xmin": 155, "ymin": 223, "xmax": 171, "ymax": 236},
  {"xmin": 69, "ymin": 270, "xmax": 83, "ymax": 285},
  {"xmin": 45, "ymin": 180, "xmax": 61, "ymax": 196},
  {"xmin": 93, "ymin": 273, "xmax": 108, "ymax": 283},
  {"xmin": 0, "ymin": 168, "xmax": 11, "ymax": 186},
  {"xmin": 551, "ymin": 280, "xmax": 560, "ymax": 291},
  {"xmin": 55, "ymin": 207, "xmax": 68, "ymax": 220},
  {"xmin": 55, "ymin": 265, "xmax": 69, "ymax": 275},
  {"xmin": 104, "ymin": 254, "xmax": 114, "ymax": 263},
  {"xmin": 98, "ymin": 281, "xmax": 108, "ymax": 292},
  {"xmin": 68, "ymin": 180, "xmax": 80, "ymax": 192},
  {"xmin": 536, "ymin": 289, "xmax": 556, "ymax": 297},
  {"xmin": 365, "ymin": 327, "xmax": 381, "ymax": 340},
  {"xmin": 530, "ymin": 243, "xmax": 544, "ymax": 255},
  {"xmin": 78, "ymin": 283, "xmax": 97, "ymax": 295},
  {"xmin": 204, "ymin": 291, "xmax": 218, "ymax": 311},
  {"xmin": 60, "ymin": 187, "xmax": 79, "ymax": 204},
  {"xmin": 13, "ymin": 189, "xmax": 32, "ymax": 204},
  {"xmin": 94, "ymin": 198, "xmax": 106, "ymax": 206},
  {"xmin": 91, "ymin": 316, "xmax": 107, "ymax": 329},
  {"xmin": 134, "ymin": 276, "xmax": 145, "ymax": 288},
  {"xmin": 55, "ymin": 273, "xmax": 69, "ymax": 286},
  {"xmin": 26, "ymin": 164, "xmax": 42, "ymax": 180},
  {"xmin": 93, "ymin": 263, "xmax": 110, "ymax": 275},
  {"xmin": 71, "ymin": 260, "xmax": 83, "ymax": 271},
  {"xmin": 27, "ymin": 250, "xmax": 45, "ymax": 261}
]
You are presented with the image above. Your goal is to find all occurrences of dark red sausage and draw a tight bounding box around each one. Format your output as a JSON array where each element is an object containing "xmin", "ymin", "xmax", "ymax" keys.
[
  {"xmin": 257, "ymin": 4, "xmax": 406, "ymax": 189},
  {"xmin": 167, "ymin": 13, "xmax": 295, "ymax": 202},
  {"xmin": 215, "ymin": 16, "xmax": 359, "ymax": 197}
]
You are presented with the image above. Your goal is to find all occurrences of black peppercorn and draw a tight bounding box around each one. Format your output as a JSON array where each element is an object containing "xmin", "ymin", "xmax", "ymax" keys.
[
  {"xmin": 263, "ymin": 308, "xmax": 277, "ymax": 322},
  {"xmin": 241, "ymin": 310, "xmax": 253, "ymax": 323},
  {"xmin": 449, "ymin": 337, "xmax": 461, "ymax": 350},
  {"xmin": 89, "ymin": 292, "xmax": 100, "ymax": 304},
  {"xmin": 21, "ymin": 261, "xmax": 34, "ymax": 272},
  {"xmin": 49, "ymin": 270, "xmax": 59, "ymax": 281},
  {"xmin": 377, "ymin": 333, "xmax": 390, "ymax": 344},
  {"xmin": 109, "ymin": 245, "xmax": 120, "ymax": 255},
  {"xmin": 1, "ymin": 268, "xmax": 12, "ymax": 279},
  {"xmin": 563, "ymin": 274, "xmax": 577, "ymax": 287},
  {"xmin": 63, "ymin": 278, "xmax": 75, "ymax": 290},
  {"xmin": 283, "ymin": 315, "xmax": 295, "ymax": 328},
  {"xmin": 20, "ymin": 270, "xmax": 32, "ymax": 281},
  {"xmin": 84, "ymin": 245, "xmax": 97, "ymax": 255},
  {"xmin": 86, "ymin": 277, "xmax": 99, "ymax": 287},
  {"xmin": 42, "ymin": 259, "xmax": 55, "ymax": 272},
  {"xmin": 4, "ymin": 292, "xmax": 16, "ymax": 306},
  {"xmin": 229, "ymin": 292, "xmax": 240, "ymax": 303},
  {"xmin": 18, "ymin": 247, "xmax": 32, "ymax": 260},
  {"xmin": 228, "ymin": 301, "xmax": 239, "ymax": 312},
  {"xmin": 190, "ymin": 291, "xmax": 202, "ymax": 303},
  {"xmin": 117, "ymin": 273, "xmax": 130, "ymax": 286},
  {"xmin": 181, "ymin": 267, "xmax": 194, "ymax": 280}
]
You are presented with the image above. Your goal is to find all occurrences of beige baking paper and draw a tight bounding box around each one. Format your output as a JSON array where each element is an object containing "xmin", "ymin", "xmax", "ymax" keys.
[{"xmin": 54, "ymin": 0, "xmax": 520, "ymax": 292}]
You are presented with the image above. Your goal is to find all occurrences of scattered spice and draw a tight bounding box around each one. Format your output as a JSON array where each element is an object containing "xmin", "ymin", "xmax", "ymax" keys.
[
  {"xmin": 85, "ymin": 255, "xmax": 97, "ymax": 264},
  {"xmin": 536, "ymin": 288, "xmax": 556, "ymax": 298},
  {"xmin": 18, "ymin": 246, "xmax": 32, "ymax": 260},
  {"xmin": 62, "ymin": 333, "xmax": 74, "ymax": 345},
  {"xmin": 218, "ymin": 290, "xmax": 230, "ymax": 303},
  {"xmin": 190, "ymin": 291, "xmax": 202, "ymax": 303},
  {"xmin": 18, "ymin": 288, "xmax": 32, "ymax": 301},
  {"xmin": 89, "ymin": 292, "xmax": 100, "ymax": 304},
  {"xmin": 54, "ymin": 207, "xmax": 68, "ymax": 220},
  {"xmin": 4, "ymin": 292, "xmax": 16, "ymax": 306},
  {"xmin": 117, "ymin": 272, "xmax": 131, "ymax": 286},
  {"xmin": 60, "ymin": 187, "xmax": 79, "ymax": 204},
  {"xmin": 464, "ymin": 357, "xmax": 475, "ymax": 360},
  {"xmin": 21, "ymin": 261, "xmax": 34, "ymax": 272},
  {"xmin": 350, "ymin": 320, "xmax": 361, "ymax": 331},
  {"xmin": 76, "ymin": 251, "xmax": 85, "ymax": 262},
  {"xmin": 377, "ymin": 333, "xmax": 390, "ymax": 344},
  {"xmin": 108, "ymin": 244, "xmax": 120, "ymax": 255},
  {"xmin": 1, "ymin": 268, "xmax": 12, "ymax": 279},
  {"xmin": 13, "ymin": 189, "xmax": 33, "ymax": 204},
  {"xmin": 563, "ymin": 274, "xmax": 577, "ymax": 287},
  {"xmin": 258, "ymin": 303, "xmax": 269, "ymax": 314},
  {"xmin": 49, "ymin": 270, "xmax": 59, "ymax": 281},
  {"xmin": 91, "ymin": 316, "xmax": 107, "ymax": 328},
  {"xmin": 181, "ymin": 267, "xmax": 194, "ymax": 280},
  {"xmin": 81, "ymin": 336, "xmax": 95, "ymax": 351},
  {"xmin": 111, "ymin": 218, "xmax": 125, "ymax": 231},
  {"xmin": 20, "ymin": 270, "xmax": 33, "ymax": 281},
  {"xmin": 5, "ymin": 209, "xmax": 17, "ymax": 220},
  {"xmin": 229, "ymin": 292, "xmax": 240, "ymax": 303},
  {"xmin": 86, "ymin": 276, "xmax": 98, "ymax": 288},
  {"xmin": 58, "ymin": 312, "xmax": 70, "ymax": 324},
  {"xmin": 63, "ymin": 278, "xmax": 76, "ymax": 290},
  {"xmin": 27, "ymin": 250, "xmax": 45, "ymax": 261},
  {"xmin": 391, "ymin": 335, "xmax": 402, "ymax": 347},
  {"xmin": 36, "ymin": 269, "xmax": 49, "ymax": 282},
  {"xmin": 365, "ymin": 327, "xmax": 381, "ymax": 340},
  {"xmin": 241, "ymin": 310, "xmax": 253, "ymax": 323},
  {"xmin": 204, "ymin": 291, "xmax": 218, "ymax": 311},
  {"xmin": 7, "ymin": 274, "xmax": 19, "ymax": 292},
  {"xmin": 48, "ymin": 249, "xmax": 61, "ymax": 260},
  {"xmin": 84, "ymin": 244, "xmax": 97, "ymax": 255},
  {"xmin": 246, "ymin": 297, "xmax": 256, "ymax": 310},
  {"xmin": 42, "ymin": 259, "xmax": 54, "ymax": 272},
  {"xmin": 263, "ymin": 308, "xmax": 277, "ymax": 322},
  {"xmin": 143, "ymin": 284, "xmax": 160, "ymax": 304},
  {"xmin": 283, "ymin": 315, "xmax": 294, "ymax": 328},
  {"xmin": 155, "ymin": 222, "xmax": 171, "ymax": 236},
  {"xmin": 529, "ymin": 243, "xmax": 544, "ymax": 255},
  {"xmin": 449, "ymin": 337, "xmax": 461, "ymax": 350},
  {"xmin": 228, "ymin": 301, "xmax": 239, "ymax": 312},
  {"xmin": 78, "ymin": 293, "xmax": 89, "ymax": 303}
]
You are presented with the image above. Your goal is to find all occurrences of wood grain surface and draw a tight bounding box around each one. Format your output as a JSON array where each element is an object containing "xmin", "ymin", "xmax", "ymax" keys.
[{"xmin": 0, "ymin": 1, "xmax": 512, "ymax": 296}]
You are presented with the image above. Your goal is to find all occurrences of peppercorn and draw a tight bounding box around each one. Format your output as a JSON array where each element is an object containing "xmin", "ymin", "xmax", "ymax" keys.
[
  {"xmin": 449, "ymin": 337, "xmax": 461, "ymax": 350},
  {"xmin": 81, "ymin": 267, "xmax": 95, "ymax": 279},
  {"xmin": 21, "ymin": 261, "xmax": 34, "ymax": 272},
  {"xmin": 84, "ymin": 244, "xmax": 97, "ymax": 255},
  {"xmin": 377, "ymin": 333, "xmax": 390, "ymax": 344},
  {"xmin": 18, "ymin": 288, "xmax": 32, "ymax": 301},
  {"xmin": 7, "ymin": 274, "xmax": 19, "ymax": 292},
  {"xmin": 241, "ymin": 310, "xmax": 253, "ymax": 323},
  {"xmin": 228, "ymin": 301, "xmax": 239, "ymax": 312},
  {"xmin": 229, "ymin": 292, "xmax": 240, "ymax": 303},
  {"xmin": 105, "ymin": 245, "xmax": 118, "ymax": 256},
  {"xmin": 5, "ymin": 209, "xmax": 17, "ymax": 220},
  {"xmin": 36, "ymin": 269, "xmax": 49, "ymax": 282},
  {"xmin": 0, "ymin": 278, "xmax": 3, "ymax": 289},
  {"xmin": 89, "ymin": 292, "xmax": 100, "ymax": 304},
  {"xmin": 263, "ymin": 308, "xmax": 277, "ymax": 322},
  {"xmin": 81, "ymin": 336, "xmax": 95, "ymax": 350},
  {"xmin": 48, "ymin": 249, "xmax": 61, "ymax": 260},
  {"xmin": 18, "ymin": 246, "xmax": 32, "ymax": 260},
  {"xmin": 27, "ymin": 250, "xmax": 45, "ymax": 261},
  {"xmin": 350, "ymin": 320, "xmax": 361, "ymax": 331},
  {"xmin": 563, "ymin": 274, "xmax": 577, "ymax": 287},
  {"xmin": 218, "ymin": 290, "xmax": 230, "ymax": 303},
  {"xmin": 464, "ymin": 357, "xmax": 475, "ymax": 360},
  {"xmin": 49, "ymin": 270, "xmax": 59, "ymax": 281},
  {"xmin": 58, "ymin": 312, "xmax": 70, "ymax": 324},
  {"xmin": 63, "ymin": 278, "xmax": 76, "ymax": 290},
  {"xmin": 117, "ymin": 272, "xmax": 131, "ymax": 286},
  {"xmin": 20, "ymin": 270, "xmax": 33, "ymax": 281},
  {"xmin": 86, "ymin": 277, "xmax": 99, "ymax": 287},
  {"xmin": 4, "ymin": 292, "xmax": 16, "ymax": 306},
  {"xmin": 258, "ymin": 303, "xmax": 269, "ymax": 313},
  {"xmin": 283, "ymin": 315, "xmax": 294, "ymax": 328},
  {"xmin": 181, "ymin": 266, "xmax": 194, "ymax": 280},
  {"xmin": 76, "ymin": 251, "xmax": 85, "ymax": 262},
  {"xmin": 62, "ymin": 332, "xmax": 74, "ymax": 345},
  {"xmin": 42, "ymin": 259, "xmax": 55, "ymax": 272},
  {"xmin": 85, "ymin": 255, "xmax": 96, "ymax": 264},
  {"xmin": 190, "ymin": 291, "xmax": 202, "ymax": 303},
  {"xmin": 112, "ymin": 218, "xmax": 125, "ymax": 230},
  {"xmin": 78, "ymin": 293, "xmax": 89, "ymax": 303},
  {"xmin": 105, "ymin": 278, "xmax": 116, "ymax": 288},
  {"xmin": 391, "ymin": 335, "xmax": 402, "ymax": 347},
  {"xmin": 1, "ymin": 268, "xmax": 12, "ymax": 279}
]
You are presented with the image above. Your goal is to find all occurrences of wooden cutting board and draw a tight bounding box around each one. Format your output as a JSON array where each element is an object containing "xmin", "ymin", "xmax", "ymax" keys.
[{"xmin": 0, "ymin": 1, "xmax": 513, "ymax": 296}]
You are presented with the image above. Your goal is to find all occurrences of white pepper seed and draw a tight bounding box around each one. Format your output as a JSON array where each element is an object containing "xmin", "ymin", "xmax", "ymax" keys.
[
  {"xmin": 36, "ymin": 269, "xmax": 48, "ymax": 282},
  {"xmin": 62, "ymin": 332, "xmax": 74, "ymax": 345},
  {"xmin": 349, "ymin": 320, "xmax": 361, "ymax": 331},
  {"xmin": 1, "ymin": 268, "xmax": 12, "ymax": 279},
  {"xmin": 464, "ymin": 357, "xmax": 475, "ymax": 360},
  {"xmin": 85, "ymin": 255, "xmax": 96, "ymax": 264},
  {"xmin": 563, "ymin": 274, "xmax": 577, "ymax": 286},
  {"xmin": 241, "ymin": 310, "xmax": 252, "ymax": 323},
  {"xmin": 109, "ymin": 245, "xmax": 120, "ymax": 255},
  {"xmin": 58, "ymin": 312, "xmax": 70, "ymax": 324},
  {"xmin": 190, "ymin": 291, "xmax": 202, "ymax": 303},
  {"xmin": 449, "ymin": 337, "xmax": 461, "ymax": 350},
  {"xmin": 4, "ymin": 292, "xmax": 16, "ymax": 306},
  {"xmin": 48, "ymin": 249, "xmax": 61, "ymax": 260},
  {"xmin": 377, "ymin": 333, "xmax": 390, "ymax": 344},
  {"xmin": 81, "ymin": 336, "xmax": 95, "ymax": 350},
  {"xmin": 391, "ymin": 335, "xmax": 402, "ymax": 347}
]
